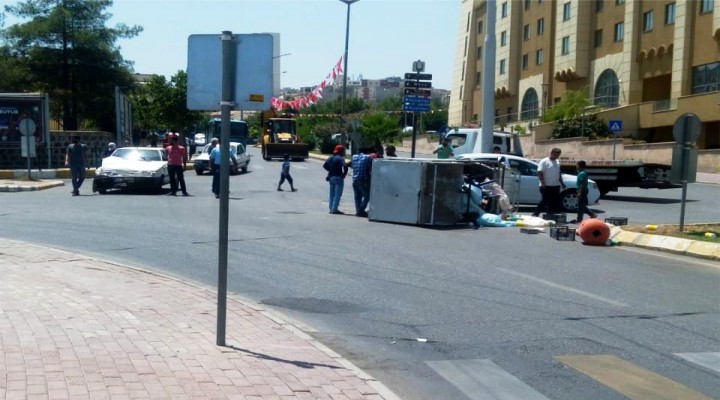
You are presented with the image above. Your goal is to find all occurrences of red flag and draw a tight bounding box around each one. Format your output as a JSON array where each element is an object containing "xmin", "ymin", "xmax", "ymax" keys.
[{"xmin": 336, "ymin": 57, "xmax": 343, "ymax": 74}]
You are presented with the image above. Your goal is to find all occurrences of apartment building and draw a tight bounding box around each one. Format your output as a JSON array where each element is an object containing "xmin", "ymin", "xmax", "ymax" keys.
[{"xmin": 449, "ymin": 0, "xmax": 720, "ymax": 149}]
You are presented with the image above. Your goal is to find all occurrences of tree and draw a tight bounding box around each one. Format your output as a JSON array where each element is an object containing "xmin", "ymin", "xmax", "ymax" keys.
[
  {"xmin": 359, "ymin": 112, "xmax": 399, "ymax": 146},
  {"xmin": 542, "ymin": 89, "xmax": 591, "ymax": 122},
  {"xmin": 1, "ymin": 0, "xmax": 142, "ymax": 130},
  {"xmin": 132, "ymin": 71, "xmax": 207, "ymax": 135}
]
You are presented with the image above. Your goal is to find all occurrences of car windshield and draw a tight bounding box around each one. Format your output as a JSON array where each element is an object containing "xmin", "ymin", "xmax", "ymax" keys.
[{"xmin": 113, "ymin": 148, "xmax": 162, "ymax": 161}]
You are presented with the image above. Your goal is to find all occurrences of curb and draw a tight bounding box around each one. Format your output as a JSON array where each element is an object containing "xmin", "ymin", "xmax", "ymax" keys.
[
  {"xmin": 0, "ymin": 179, "xmax": 64, "ymax": 192},
  {"xmin": 610, "ymin": 226, "xmax": 720, "ymax": 262}
]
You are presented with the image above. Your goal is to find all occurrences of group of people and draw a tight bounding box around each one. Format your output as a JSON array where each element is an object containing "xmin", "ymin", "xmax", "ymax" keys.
[
  {"xmin": 533, "ymin": 147, "xmax": 597, "ymax": 224},
  {"xmin": 322, "ymin": 144, "xmax": 396, "ymax": 216}
]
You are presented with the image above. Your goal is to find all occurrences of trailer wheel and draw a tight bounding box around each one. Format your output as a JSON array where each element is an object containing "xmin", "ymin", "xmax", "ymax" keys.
[
  {"xmin": 560, "ymin": 189, "xmax": 579, "ymax": 212},
  {"xmin": 263, "ymin": 147, "xmax": 271, "ymax": 161},
  {"xmin": 195, "ymin": 168, "xmax": 204, "ymax": 175}
]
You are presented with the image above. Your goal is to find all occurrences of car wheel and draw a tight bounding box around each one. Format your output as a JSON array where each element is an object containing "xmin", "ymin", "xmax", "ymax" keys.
[
  {"xmin": 155, "ymin": 176, "xmax": 165, "ymax": 193},
  {"xmin": 560, "ymin": 189, "xmax": 579, "ymax": 212},
  {"xmin": 241, "ymin": 165, "xmax": 248, "ymax": 173},
  {"xmin": 195, "ymin": 168, "xmax": 204, "ymax": 175},
  {"xmin": 98, "ymin": 188, "xmax": 107, "ymax": 194}
]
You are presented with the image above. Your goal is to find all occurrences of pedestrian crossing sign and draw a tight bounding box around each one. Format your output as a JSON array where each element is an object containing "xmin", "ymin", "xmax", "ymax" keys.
[{"xmin": 609, "ymin": 120, "xmax": 623, "ymax": 132}]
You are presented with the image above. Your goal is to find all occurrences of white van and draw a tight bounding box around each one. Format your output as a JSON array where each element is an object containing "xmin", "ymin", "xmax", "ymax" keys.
[{"xmin": 444, "ymin": 128, "xmax": 522, "ymax": 157}]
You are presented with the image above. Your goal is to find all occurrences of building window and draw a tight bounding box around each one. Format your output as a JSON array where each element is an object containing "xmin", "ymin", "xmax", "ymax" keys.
[
  {"xmin": 462, "ymin": 61, "xmax": 466, "ymax": 79},
  {"xmin": 614, "ymin": 22, "xmax": 624, "ymax": 41},
  {"xmin": 476, "ymin": 72, "xmax": 482, "ymax": 86},
  {"xmin": 594, "ymin": 69, "xmax": 620, "ymax": 107},
  {"xmin": 596, "ymin": 0, "xmax": 604, "ymax": 12},
  {"xmin": 536, "ymin": 49, "xmax": 544, "ymax": 65},
  {"xmin": 459, "ymin": 85, "xmax": 463, "ymax": 100},
  {"xmin": 525, "ymin": 0, "xmax": 531, "ymax": 10},
  {"xmin": 561, "ymin": 36, "xmax": 570, "ymax": 55},
  {"xmin": 477, "ymin": 46, "xmax": 483, "ymax": 60},
  {"xmin": 464, "ymin": 37, "xmax": 468, "ymax": 56},
  {"xmin": 501, "ymin": 2, "xmax": 508, "ymax": 18},
  {"xmin": 507, "ymin": 107, "xmax": 515, "ymax": 122},
  {"xmin": 466, "ymin": 12, "xmax": 471, "ymax": 32},
  {"xmin": 594, "ymin": 29, "xmax": 603, "ymax": 48},
  {"xmin": 563, "ymin": 2, "xmax": 571, "ymax": 20},
  {"xmin": 692, "ymin": 61, "xmax": 720, "ymax": 94},
  {"xmin": 665, "ymin": 3, "xmax": 675, "ymax": 24},
  {"xmin": 700, "ymin": 0, "xmax": 713, "ymax": 14},
  {"xmin": 500, "ymin": 59, "xmax": 506, "ymax": 75},
  {"xmin": 500, "ymin": 31, "xmax": 507, "ymax": 46},
  {"xmin": 522, "ymin": 54, "xmax": 529, "ymax": 70},
  {"xmin": 521, "ymin": 88, "xmax": 540, "ymax": 120},
  {"xmin": 537, "ymin": 18, "xmax": 545, "ymax": 34},
  {"xmin": 478, "ymin": 20, "xmax": 483, "ymax": 33},
  {"xmin": 643, "ymin": 11, "xmax": 654, "ymax": 32},
  {"xmin": 523, "ymin": 24, "xmax": 530, "ymax": 40},
  {"xmin": 538, "ymin": 0, "xmax": 544, "ymax": 3},
  {"xmin": 616, "ymin": 0, "xmax": 624, "ymax": 4}
]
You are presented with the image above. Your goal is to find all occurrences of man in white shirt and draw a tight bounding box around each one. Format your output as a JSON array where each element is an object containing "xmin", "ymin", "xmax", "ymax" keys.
[{"xmin": 532, "ymin": 147, "xmax": 566, "ymax": 216}]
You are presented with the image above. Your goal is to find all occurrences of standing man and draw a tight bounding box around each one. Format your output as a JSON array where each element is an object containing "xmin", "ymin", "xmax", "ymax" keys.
[
  {"xmin": 571, "ymin": 160, "xmax": 598, "ymax": 223},
  {"xmin": 351, "ymin": 147, "xmax": 372, "ymax": 217},
  {"xmin": 323, "ymin": 145, "xmax": 349, "ymax": 214},
  {"xmin": 433, "ymin": 137, "xmax": 454, "ymax": 159},
  {"xmin": 532, "ymin": 147, "xmax": 566, "ymax": 217},
  {"xmin": 166, "ymin": 135, "xmax": 189, "ymax": 196},
  {"xmin": 64, "ymin": 135, "xmax": 88, "ymax": 196},
  {"xmin": 209, "ymin": 138, "xmax": 222, "ymax": 199}
]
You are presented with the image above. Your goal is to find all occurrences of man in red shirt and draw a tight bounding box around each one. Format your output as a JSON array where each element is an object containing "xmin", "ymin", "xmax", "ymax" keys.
[{"xmin": 165, "ymin": 134, "xmax": 189, "ymax": 196}]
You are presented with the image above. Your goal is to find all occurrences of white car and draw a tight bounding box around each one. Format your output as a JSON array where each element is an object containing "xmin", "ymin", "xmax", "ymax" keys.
[
  {"xmin": 457, "ymin": 153, "xmax": 601, "ymax": 212},
  {"xmin": 194, "ymin": 133, "xmax": 206, "ymax": 146},
  {"xmin": 193, "ymin": 142, "xmax": 250, "ymax": 175},
  {"xmin": 92, "ymin": 147, "xmax": 169, "ymax": 194}
]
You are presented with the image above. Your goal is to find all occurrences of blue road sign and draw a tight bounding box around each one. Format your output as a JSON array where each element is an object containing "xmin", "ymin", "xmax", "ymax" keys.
[
  {"xmin": 403, "ymin": 104, "xmax": 430, "ymax": 112},
  {"xmin": 609, "ymin": 120, "xmax": 623, "ymax": 132},
  {"xmin": 403, "ymin": 96, "xmax": 431, "ymax": 105}
]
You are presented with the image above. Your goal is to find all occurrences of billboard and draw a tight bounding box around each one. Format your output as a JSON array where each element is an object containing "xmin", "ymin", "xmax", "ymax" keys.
[{"xmin": 0, "ymin": 95, "xmax": 46, "ymax": 144}]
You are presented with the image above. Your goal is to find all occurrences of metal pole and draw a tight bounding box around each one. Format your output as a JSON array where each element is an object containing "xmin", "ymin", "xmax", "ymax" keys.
[
  {"xmin": 25, "ymin": 120, "xmax": 32, "ymax": 179},
  {"xmin": 679, "ymin": 118, "xmax": 689, "ymax": 233},
  {"xmin": 115, "ymin": 86, "xmax": 122, "ymax": 146},
  {"xmin": 217, "ymin": 30, "xmax": 234, "ymax": 347},
  {"xmin": 341, "ymin": 1, "xmax": 352, "ymax": 145},
  {"xmin": 479, "ymin": 0, "xmax": 497, "ymax": 153},
  {"xmin": 411, "ymin": 111, "xmax": 417, "ymax": 158}
]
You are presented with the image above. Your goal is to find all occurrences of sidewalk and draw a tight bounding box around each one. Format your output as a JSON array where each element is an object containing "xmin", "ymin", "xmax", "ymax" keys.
[{"xmin": 0, "ymin": 238, "xmax": 398, "ymax": 400}]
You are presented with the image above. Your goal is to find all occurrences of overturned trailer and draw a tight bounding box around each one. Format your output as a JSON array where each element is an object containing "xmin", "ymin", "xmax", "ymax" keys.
[{"xmin": 367, "ymin": 158, "xmax": 518, "ymax": 226}]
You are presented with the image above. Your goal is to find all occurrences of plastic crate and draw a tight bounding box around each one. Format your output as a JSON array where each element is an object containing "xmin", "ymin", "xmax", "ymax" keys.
[
  {"xmin": 543, "ymin": 213, "xmax": 567, "ymax": 224},
  {"xmin": 604, "ymin": 217, "xmax": 628, "ymax": 226},
  {"xmin": 520, "ymin": 227, "xmax": 542, "ymax": 234},
  {"xmin": 549, "ymin": 225, "xmax": 576, "ymax": 241}
]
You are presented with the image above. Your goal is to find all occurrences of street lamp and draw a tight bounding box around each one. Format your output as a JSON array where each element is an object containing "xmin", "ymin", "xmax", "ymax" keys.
[{"xmin": 339, "ymin": 0, "xmax": 359, "ymax": 147}]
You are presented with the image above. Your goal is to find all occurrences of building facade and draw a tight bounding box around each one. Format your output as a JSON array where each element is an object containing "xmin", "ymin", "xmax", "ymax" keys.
[{"xmin": 449, "ymin": 0, "xmax": 720, "ymax": 149}]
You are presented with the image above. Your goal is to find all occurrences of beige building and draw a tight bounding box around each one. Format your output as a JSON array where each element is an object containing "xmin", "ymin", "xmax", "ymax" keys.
[{"xmin": 449, "ymin": 0, "xmax": 720, "ymax": 151}]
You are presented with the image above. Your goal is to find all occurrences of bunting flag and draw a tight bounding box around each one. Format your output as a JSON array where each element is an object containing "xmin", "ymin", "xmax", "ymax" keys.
[{"xmin": 271, "ymin": 55, "xmax": 344, "ymax": 111}]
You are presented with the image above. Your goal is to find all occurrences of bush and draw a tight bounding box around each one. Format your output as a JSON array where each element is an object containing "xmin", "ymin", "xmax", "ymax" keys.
[{"xmin": 552, "ymin": 114, "xmax": 610, "ymax": 140}]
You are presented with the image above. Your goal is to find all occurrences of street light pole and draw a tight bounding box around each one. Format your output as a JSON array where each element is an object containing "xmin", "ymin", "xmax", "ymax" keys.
[{"xmin": 340, "ymin": 0, "xmax": 359, "ymax": 148}]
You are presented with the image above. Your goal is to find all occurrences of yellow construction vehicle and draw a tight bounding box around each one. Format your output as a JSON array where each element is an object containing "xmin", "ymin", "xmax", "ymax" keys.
[{"xmin": 260, "ymin": 109, "xmax": 309, "ymax": 161}]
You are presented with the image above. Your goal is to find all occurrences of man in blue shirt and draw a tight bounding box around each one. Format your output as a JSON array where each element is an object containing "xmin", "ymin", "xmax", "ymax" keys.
[
  {"xmin": 351, "ymin": 148, "xmax": 372, "ymax": 217},
  {"xmin": 323, "ymin": 145, "xmax": 349, "ymax": 214},
  {"xmin": 208, "ymin": 139, "xmax": 237, "ymax": 199}
]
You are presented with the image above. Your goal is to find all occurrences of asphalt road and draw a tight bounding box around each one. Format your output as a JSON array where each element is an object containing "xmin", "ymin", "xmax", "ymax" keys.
[{"xmin": 2, "ymin": 147, "xmax": 719, "ymax": 400}]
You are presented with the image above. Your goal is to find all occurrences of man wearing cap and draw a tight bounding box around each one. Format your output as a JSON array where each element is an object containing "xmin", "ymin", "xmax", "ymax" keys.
[
  {"xmin": 323, "ymin": 145, "xmax": 349, "ymax": 214},
  {"xmin": 165, "ymin": 135, "xmax": 189, "ymax": 196}
]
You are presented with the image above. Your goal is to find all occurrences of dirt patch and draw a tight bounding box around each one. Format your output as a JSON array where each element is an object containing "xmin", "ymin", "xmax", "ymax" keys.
[{"xmin": 622, "ymin": 223, "xmax": 720, "ymax": 243}]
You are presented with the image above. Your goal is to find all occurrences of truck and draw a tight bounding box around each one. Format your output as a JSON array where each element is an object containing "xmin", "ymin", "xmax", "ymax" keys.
[
  {"xmin": 447, "ymin": 127, "xmax": 677, "ymax": 197},
  {"xmin": 260, "ymin": 109, "xmax": 309, "ymax": 161}
]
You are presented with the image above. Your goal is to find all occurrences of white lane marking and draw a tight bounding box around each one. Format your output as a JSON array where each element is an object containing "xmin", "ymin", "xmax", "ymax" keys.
[
  {"xmin": 293, "ymin": 164, "xmax": 308, "ymax": 170},
  {"xmin": 675, "ymin": 352, "xmax": 720, "ymax": 374},
  {"xmin": 252, "ymin": 163, "xmax": 265, "ymax": 169},
  {"xmin": 495, "ymin": 267, "xmax": 629, "ymax": 308},
  {"xmin": 427, "ymin": 359, "xmax": 551, "ymax": 400}
]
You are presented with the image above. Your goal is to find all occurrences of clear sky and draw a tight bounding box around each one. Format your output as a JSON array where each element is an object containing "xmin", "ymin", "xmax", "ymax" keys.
[{"xmin": 98, "ymin": 0, "xmax": 461, "ymax": 90}]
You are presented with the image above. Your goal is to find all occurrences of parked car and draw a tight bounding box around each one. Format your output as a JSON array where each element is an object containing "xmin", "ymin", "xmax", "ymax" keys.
[
  {"xmin": 92, "ymin": 147, "xmax": 169, "ymax": 194},
  {"xmin": 457, "ymin": 153, "xmax": 601, "ymax": 212},
  {"xmin": 193, "ymin": 142, "xmax": 250, "ymax": 175}
]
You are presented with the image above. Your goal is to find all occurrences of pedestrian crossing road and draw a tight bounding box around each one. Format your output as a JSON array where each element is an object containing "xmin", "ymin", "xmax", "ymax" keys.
[{"xmin": 427, "ymin": 352, "xmax": 719, "ymax": 399}]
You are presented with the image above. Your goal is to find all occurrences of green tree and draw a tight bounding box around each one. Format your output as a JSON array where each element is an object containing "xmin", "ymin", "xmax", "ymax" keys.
[
  {"xmin": 132, "ymin": 71, "xmax": 206, "ymax": 135},
  {"xmin": 1, "ymin": 0, "xmax": 142, "ymax": 130},
  {"xmin": 359, "ymin": 112, "xmax": 400, "ymax": 146},
  {"xmin": 542, "ymin": 89, "xmax": 591, "ymax": 122}
]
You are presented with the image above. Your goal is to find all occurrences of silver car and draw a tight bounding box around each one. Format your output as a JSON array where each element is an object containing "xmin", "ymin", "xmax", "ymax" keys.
[{"xmin": 458, "ymin": 153, "xmax": 601, "ymax": 212}]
